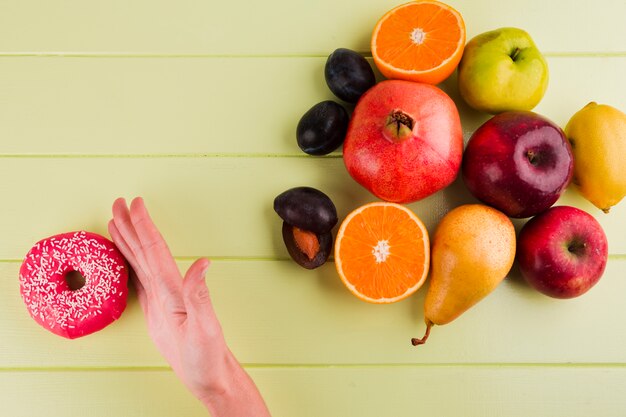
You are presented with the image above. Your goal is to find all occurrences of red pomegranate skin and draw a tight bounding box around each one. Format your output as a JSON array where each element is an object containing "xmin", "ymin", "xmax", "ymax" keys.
[{"xmin": 343, "ymin": 80, "xmax": 463, "ymax": 203}]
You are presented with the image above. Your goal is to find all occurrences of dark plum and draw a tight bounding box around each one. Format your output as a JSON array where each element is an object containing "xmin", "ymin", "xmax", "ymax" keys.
[
  {"xmin": 296, "ymin": 101, "xmax": 349, "ymax": 155},
  {"xmin": 281, "ymin": 222, "xmax": 333, "ymax": 269},
  {"xmin": 273, "ymin": 186, "xmax": 338, "ymax": 234},
  {"xmin": 325, "ymin": 48, "xmax": 376, "ymax": 103}
]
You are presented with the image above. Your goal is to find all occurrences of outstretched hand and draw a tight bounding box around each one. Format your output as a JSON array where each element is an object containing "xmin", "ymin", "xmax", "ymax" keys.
[{"xmin": 109, "ymin": 197, "xmax": 270, "ymax": 416}]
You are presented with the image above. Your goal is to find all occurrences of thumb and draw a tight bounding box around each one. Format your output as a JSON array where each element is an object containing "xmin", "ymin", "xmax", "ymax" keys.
[{"xmin": 183, "ymin": 258, "xmax": 217, "ymax": 320}]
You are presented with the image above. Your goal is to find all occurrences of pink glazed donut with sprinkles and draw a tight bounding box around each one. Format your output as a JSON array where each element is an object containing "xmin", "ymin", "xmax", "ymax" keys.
[{"xmin": 19, "ymin": 231, "xmax": 128, "ymax": 339}]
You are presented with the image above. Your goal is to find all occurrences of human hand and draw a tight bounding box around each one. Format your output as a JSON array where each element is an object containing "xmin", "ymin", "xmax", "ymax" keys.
[{"xmin": 109, "ymin": 197, "xmax": 270, "ymax": 416}]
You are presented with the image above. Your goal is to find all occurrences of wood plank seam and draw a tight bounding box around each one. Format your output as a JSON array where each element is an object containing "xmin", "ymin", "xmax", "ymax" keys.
[
  {"xmin": 0, "ymin": 52, "xmax": 624, "ymax": 58},
  {"xmin": 3, "ymin": 362, "xmax": 626, "ymax": 372},
  {"xmin": 0, "ymin": 153, "xmax": 343, "ymax": 158}
]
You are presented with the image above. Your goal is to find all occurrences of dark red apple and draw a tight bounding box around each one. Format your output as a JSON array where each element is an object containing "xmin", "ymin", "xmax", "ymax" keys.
[
  {"xmin": 517, "ymin": 206, "xmax": 608, "ymax": 299},
  {"xmin": 343, "ymin": 80, "xmax": 463, "ymax": 203},
  {"xmin": 462, "ymin": 111, "xmax": 573, "ymax": 218}
]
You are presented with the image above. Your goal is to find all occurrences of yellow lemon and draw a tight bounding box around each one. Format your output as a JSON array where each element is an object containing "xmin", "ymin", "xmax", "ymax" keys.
[{"xmin": 565, "ymin": 102, "xmax": 626, "ymax": 213}]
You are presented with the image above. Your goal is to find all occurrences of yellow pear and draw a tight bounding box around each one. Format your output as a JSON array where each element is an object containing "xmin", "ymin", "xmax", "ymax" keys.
[
  {"xmin": 412, "ymin": 204, "xmax": 516, "ymax": 346},
  {"xmin": 565, "ymin": 102, "xmax": 626, "ymax": 213}
]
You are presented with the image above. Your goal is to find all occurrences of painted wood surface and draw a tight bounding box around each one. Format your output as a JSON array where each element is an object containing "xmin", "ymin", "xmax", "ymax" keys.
[
  {"xmin": 0, "ymin": 0, "xmax": 624, "ymax": 54},
  {"xmin": 0, "ymin": 57, "xmax": 623, "ymax": 155},
  {"xmin": 3, "ymin": 367, "xmax": 626, "ymax": 417},
  {"xmin": 2, "ymin": 259, "xmax": 626, "ymax": 367},
  {"xmin": 0, "ymin": 158, "xmax": 624, "ymax": 258},
  {"xmin": 1, "ymin": 0, "xmax": 625, "ymax": 416}
]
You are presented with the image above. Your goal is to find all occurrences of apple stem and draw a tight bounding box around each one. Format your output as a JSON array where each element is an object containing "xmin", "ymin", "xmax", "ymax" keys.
[
  {"xmin": 510, "ymin": 47, "xmax": 521, "ymax": 62},
  {"xmin": 567, "ymin": 240, "xmax": 587, "ymax": 255},
  {"xmin": 411, "ymin": 320, "xmax": 433, "ymax": 346}
]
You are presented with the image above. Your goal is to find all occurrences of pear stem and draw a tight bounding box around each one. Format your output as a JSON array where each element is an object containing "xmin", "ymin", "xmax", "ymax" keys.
[{"xmin": 411, "ymin": 320, "xmax": 433, "ymax": 346}]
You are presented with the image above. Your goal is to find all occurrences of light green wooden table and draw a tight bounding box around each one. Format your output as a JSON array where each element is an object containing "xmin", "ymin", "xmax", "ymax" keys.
[{"xmin": 1, "ymin": 1, "xmax": 625, "ymax": 415}]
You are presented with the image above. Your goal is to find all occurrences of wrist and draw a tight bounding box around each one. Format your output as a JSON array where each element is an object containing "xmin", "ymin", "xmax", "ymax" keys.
[
  {"xmin": 198, "ymin": 350, "xmax": 270, "ymax": 417},
  {"xmin": 198, "ymin": 349, "xmax": 240, "ymax": 402}
]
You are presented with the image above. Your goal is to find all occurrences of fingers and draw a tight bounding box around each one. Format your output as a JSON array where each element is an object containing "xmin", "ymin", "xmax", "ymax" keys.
[
  {"xmin": 111, "ymin": 198, "xmax": 151, "ymax": 271},
  {"xmin": 183, "ymin": 258, "xmax": 211, "ymax": 306},
  {"xmin": 112, "ymin": 197, "xmax": 182, "ymax": 303},
  {"xmin": 129, "ymin": 269, "xmax": 149, "ymax": 317},
  {"xmin": 183, "ymin": 258, "xmax": 222, "ymax": 336},
  {"xmin": 128, "ymin": 198, "xmax": 182, "ymax": 290},
  {"xmin": 108, "ymin": 219, "xmax": 151, "ymax": 293}
]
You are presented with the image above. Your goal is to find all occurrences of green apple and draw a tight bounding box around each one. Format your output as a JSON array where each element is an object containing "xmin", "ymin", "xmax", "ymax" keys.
[{"xmin": 458, "ymin": 27, "xmax": 549, "ymax": 114}]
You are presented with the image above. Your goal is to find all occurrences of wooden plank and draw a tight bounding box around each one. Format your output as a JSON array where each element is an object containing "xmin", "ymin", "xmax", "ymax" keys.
[
  {"xmin": 1, "ymin": 2, "xmax": 623, "ymax": 416},
  {"xmin": 0, "ymin": 0, "xmax": 624, "ymax": 54},
  {"xmin": 2, "ymin": 259, "xmax": 625, "ymax": 366},
  {"xmin": 0, "ymin": 57, "xmax": 624, "ymax": 155},
  {"xmin": 0, "ymin": 371, "xmax": 205, "ymax": 416},
  {"xmin": 0, "ymin": 157, "xmax": 624, "ymax": 260},
  {"xmin": 0, "ymin": 56, "xmax": 345, "ymax": 155},
  {"xmin": 2, "ymin": 366, "xmax": 626, "ymax": 417}
]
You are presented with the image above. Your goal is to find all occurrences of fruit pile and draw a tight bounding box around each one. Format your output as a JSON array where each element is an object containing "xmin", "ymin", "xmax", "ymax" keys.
[{"xmin": 274, "ymin": 0, "xmax": 626, "ymax": 346}]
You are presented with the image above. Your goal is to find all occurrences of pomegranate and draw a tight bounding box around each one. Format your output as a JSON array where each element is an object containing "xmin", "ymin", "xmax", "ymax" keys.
[{"xmin": 343, "ymin": 80, "xmax": 463, "ymax": 203}]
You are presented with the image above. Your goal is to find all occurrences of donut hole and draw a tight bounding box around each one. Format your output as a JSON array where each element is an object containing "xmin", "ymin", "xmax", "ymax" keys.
[{"xmin": 64, "ymin": 270, "xmax": 86, "ymax": 291}]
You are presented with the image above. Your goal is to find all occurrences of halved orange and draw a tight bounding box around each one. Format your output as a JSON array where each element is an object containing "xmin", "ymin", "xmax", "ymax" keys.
[
  {"xmin": 335, "ymin": 202, "xmax": 430, "ymax": 304},
  {"xmin": 371, "ymin": 1, "xmax": 466, "ymax": 85}
]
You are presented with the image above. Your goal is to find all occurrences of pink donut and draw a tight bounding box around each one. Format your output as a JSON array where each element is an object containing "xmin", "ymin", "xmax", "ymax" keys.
[{"xmin": 19, "ymin": 231, "xmax": 128, "ymax": 339}]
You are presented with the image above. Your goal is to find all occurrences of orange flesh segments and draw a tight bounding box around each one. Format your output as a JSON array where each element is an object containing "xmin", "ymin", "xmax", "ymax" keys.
[
  {"xmin": 371, "ymin": 1, "xmax": 466, "ymax": 84},
  {"xmin": 335, "ymin": 202, "xmax": 430, "ymax": 303},
  {"xmin": 375, "ymin": 3, "xmax": 462, "ymax": 71}
]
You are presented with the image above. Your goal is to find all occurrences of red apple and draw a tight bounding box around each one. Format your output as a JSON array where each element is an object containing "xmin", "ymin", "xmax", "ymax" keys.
[
  {"xmin": 462, "ymin": 111, "xmax": 573, "ymax": 218},
  {"xmin": 517, "ymin": 206, "xmax": 608, "ymax": 299},
  {"xmin": 343, "ymin": 80, "xmax": 463, "ymax": 203}
]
